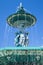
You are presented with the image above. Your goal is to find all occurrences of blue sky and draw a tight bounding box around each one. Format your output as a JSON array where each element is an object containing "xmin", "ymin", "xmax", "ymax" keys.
[{"xmin": 0, "ymin": 0, "xmax": 43, "ymax": 48}]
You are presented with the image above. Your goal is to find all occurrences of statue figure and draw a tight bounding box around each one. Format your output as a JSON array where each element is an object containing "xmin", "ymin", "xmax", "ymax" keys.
[{"xmin": 15, "ymin": 33, "xmax": 29, "ymax": 47}]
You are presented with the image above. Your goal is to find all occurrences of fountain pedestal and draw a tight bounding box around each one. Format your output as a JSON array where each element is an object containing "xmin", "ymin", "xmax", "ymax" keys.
[{"xmin": 0, "ymin": 47, "xmax": 42, "ymax": 65}]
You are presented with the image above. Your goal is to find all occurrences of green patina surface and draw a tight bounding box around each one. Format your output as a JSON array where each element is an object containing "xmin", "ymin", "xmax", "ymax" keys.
[
  {"xmin": 7, "ymin": 5, "xmax": 36, "ymax": 28},
  {"xmin": 0, "ymin": 47, "xmax": 43, "ymax": 65}
]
